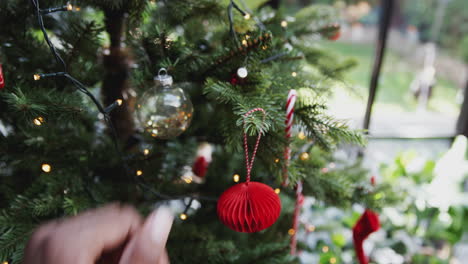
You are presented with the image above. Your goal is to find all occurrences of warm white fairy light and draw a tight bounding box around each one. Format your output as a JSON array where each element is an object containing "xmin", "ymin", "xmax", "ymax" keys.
[
  {"xmin": 241, "ymin": 39, "xmax": 248, "ymax": 46},
  {"xmin": 297, "ymin": 131, "xmax": 306, "ymax": 140},
  {"xmin": 116, "ymin": 99, "xmax": 123, "ymax": 106},
  {"xmin": 330, "ymin": 257, "xmax": 336, "ymax": 264},
  {"xmin": 136, "ymin": 170, "xmax": 143, "ymax": 176},
  {"xmin": 143, "ymin": 149, "xmax": 150, "ymax": 155},
  {"xmin": 300, "ymin": 152, "xmax": 309, "ymax": 161},
  {"xmin": 291, "ymin": 72, "xmax": 297, "ymax": 77},
  {"xmin": 274, "ymin": 158, "xmax": 280, "ymax": 163},
  {"xmin": 180, "ymin": 213, "xmax": 187, "ymax": 220},
  {"xmin": 41, "ymin": 163, "xmax": 52, "ymax": 173},
  {"xmin": 322, "ymin": 246, "xmax": 329, "ymax": 253},
  {"xmin": 288, "ymin": 228, "xmax": 295, "ymax": 236},
  {"xmin": 243, "ymin": 13, "xmax": 251, "ymax": 20},
  {"xmin": 274, "ymin": 188, "xmax": 281, "ymax": 194},
  {"xmin": 66, "ymin": 2, "xmax": 73, "ymax": 11},
  {"xmin": 33, "ymin": 74, "xmax": 41, "ymax": 81},
  {"xmin": 33, "ymin": 117, "xmax": 44, "ymax": 126},
  {"xmin": 233, "ymin": 174, "xmax": 240, "ymax": 182},
  {"xmin": 281, "ymin": 20, "xmax": 288, "ymax": 28}
]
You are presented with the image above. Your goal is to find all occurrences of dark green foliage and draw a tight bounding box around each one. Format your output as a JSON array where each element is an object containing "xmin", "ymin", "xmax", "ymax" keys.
[{"xmin": 0, "ymin": 0, "xmax": 393, "ymax": 263}]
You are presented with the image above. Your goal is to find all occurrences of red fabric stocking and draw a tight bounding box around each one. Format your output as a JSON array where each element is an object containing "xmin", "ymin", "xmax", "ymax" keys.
[{"xmin": 353, "ymin": 209, "xmax": 380, "ymax": 264}]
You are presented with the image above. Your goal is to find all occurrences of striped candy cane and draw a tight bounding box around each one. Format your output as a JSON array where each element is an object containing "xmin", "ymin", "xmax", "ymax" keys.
[{"xmin": 282, "ymin": 89, "xmax": 297, "ymax": 186}]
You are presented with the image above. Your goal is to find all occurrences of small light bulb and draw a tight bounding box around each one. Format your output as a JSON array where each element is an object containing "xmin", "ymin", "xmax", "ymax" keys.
[
  {"xmin": 330, "ymin": 257, "xmax": 336, "ymax": 264},
  {"xmin": 322, "ymin": 246, "xmax": 329, "ymax": 253},
  {"xmin": 180, "ymin": 213, "xmax": 187, "ymax": 220},
  {"xmin": 33, "ymin": 117, "xmax": 44, "ymax": 126},
  {"xmin": 183, "ymin": 175, "xmax": 193, "ymax": 184},
  {"xmin": 66, "ymin": 2, "xmax": 73, "ymax": 11},
  {"xmin": 274, "ymin": 158, "xmax": 280, "ymax": 163},
  {"xmin": 261, "ymin": 45, "xmax": 268, "ymax": 50},
  {"xmin": 233, "ymin": 174, "xmax": 240, "ymax": 182},
  {"xmin": 274, "ymin": 188, "xmax": 281, "ymax": 194},
  {"xmin": 241, "ymin": 39, "xmax": 248, "ymax": 46},
  {"xmin": 298, "ymin": 131, "xmax": 306, "ymax": 140},
  {"xmin": 136, "ymin": 170, "xmax": 143, "ymax": 176},
  {"xmin": 288, "ymin": 228, "xmax": 295, "ymax": 236},
  {"xmin": 245, "ymin": 34, "xmax": 250, "ymax": 39},
  {"xmin": 41, "ymin": 163, "xmax": 52, "ymax": 173},
  {"xmin": 3, "ymin": 261, "xmax": 9, "ymax": 264},
  {"xmin": 281, "ymin": 20, "xmax": 288, "ymax": 28},
  {"xmin": 300, "ymin": 152, "xmax": 309, "ymax": 161},
  {"xmin": 116, "ymin": 99, "xmax": 123, "ymax": 106},
  {"xmin": 244, "ymin": 13, "xmax": 251, "ymax": 20},
  {"xmin": 237, "ymin": 67, "xmax": 248, "ymax": 78},
  {"xmin": 291, "ymin": 72, "xmax": 297, "ymax": 77},
  {"xmin": 33, "ymin": 74, "xmax": 41, "ymax": 81},
  {"xmin": 307, "ymin": 225, "xmax": 316, "ymax": 232},
  {"xmin": 143, "ymin": 149, "xmax": 150, "ymax": 155},
  {"xmin": 75, "ymin": 6, "xmax": 81, "ymax": 11}
]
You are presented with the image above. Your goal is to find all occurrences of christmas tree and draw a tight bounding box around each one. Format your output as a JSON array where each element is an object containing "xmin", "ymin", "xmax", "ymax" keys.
[{"xmin": 0, "ymin": 0, "xmax": 392, "ymax": 263}]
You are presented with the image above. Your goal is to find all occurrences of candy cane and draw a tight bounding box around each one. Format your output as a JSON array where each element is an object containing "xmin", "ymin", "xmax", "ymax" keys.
[{"xmin": 282, "ymin": 89, "xmax": 297, "ymax": 186}]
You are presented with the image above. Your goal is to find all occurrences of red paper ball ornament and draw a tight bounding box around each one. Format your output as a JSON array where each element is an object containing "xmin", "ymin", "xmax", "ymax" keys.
[{"xmin": 217, "ymin": 181, "xmax": 281, "ymax": 233}]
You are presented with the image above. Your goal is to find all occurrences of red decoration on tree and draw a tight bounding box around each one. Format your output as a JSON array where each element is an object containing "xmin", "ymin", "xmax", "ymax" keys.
[
  {"xmin": 217, "ymin": 181, "xmax": 281, "ymax": 233},
  {"xmin": 0, "ymin": 64, "xmax": 5, "ymax": 90},
  {"xmin": 328, "ymin": 30, "xmax": 341, "ymax": 41},
  {"xmin": 217, "ymin": 108, "xmax": 281, "ymax": 233},
  {"xmin": 192, "ymin": 156, "xmax": 209, "ymax": 178},
  {"xmin": 353, "ymin": 209, "xmax": 380, "ymax": 264}
]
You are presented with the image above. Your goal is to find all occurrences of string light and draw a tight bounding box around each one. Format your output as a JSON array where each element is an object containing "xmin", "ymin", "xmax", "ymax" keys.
[
  {"xmin": 245, "ymin": 34, "xmax": 250, "ymax": 39},
  {"xmin": 274, "ymin": 188, "xmax": 281, "ymax": 194},
  {"xmin": 307, "ymin": 225, "xmax": 315, "ymax": 232},
  {"xmin": 242, "ymin": 39, "xmax": 248, "ymax": 46},
  {"xmin": 322, "ymin": 246, "xmax": 329, "ymax": 253},
  {"xmin": 33, "ymin": 74, "xmax": 41, "ymax": 80},
  {"xmin": 300, "ymin": 152, "xmax": 309, "ymax": 161},
  {"xmin": 281, "ymin": 20, "xmax": 288, "ymax": 28},
  {"xmin": 274, "ymin": 158, "xmax": 280, "ymax": 163},
  {"xmin": 179, "ymin": 213, "xmax": 187, "ymax": 220},
  {"xmin": 330, "ymin": 257, "xmax": 337, "ymax": 264},
  {"xmin": 288, "ymin": 228, "xmax": 295, "ymax": 236},
  {"xmin": 41, "ymin": 163, "xmax": 52, "ymax": 173},
  {"xmin": 143, "ymin": 149, "xmax": 150, "ymax": 155},
  {"xmin": 3, "ymin": 261, "xmax": 9, "ymax": 264},
  {"xmin": 297, "ymin": 131, "xmax": 306, "ymax": 140},
  {"xmin": 291, "ymin": 72, "xmax": 297, "ymax": 77},
  {"xmin": 261, "ymin": 45, "xmax": 268, "ymax": 50},
  {"xmin": 136, "ymin": 170, "xmax": 143, "ymax": 176},
  {"xmin": 33, "ymin": 116, "xmax": 44, "ymax": 126},
  {"xmin": 233, "ymin": 174, "xmax": 240, "ymax": 182},
  {"xmin": 66, "ymin": 2, "xmax": 73, "ymax": 11},
  {"xmin": 183, "ymin": 175, "xmax": 193, "ymax": 184},
  {"xmin": 243, "ymin": 13, "xmax": 251, "ymax": 20},
  {"xmin": 116, "ymin": 99, "xmax": 123, "ymax": 106}
]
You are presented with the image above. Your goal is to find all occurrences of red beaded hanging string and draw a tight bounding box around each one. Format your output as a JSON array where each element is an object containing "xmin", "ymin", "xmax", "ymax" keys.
[{"xmin": 242, "ymin": 108, "xmax": 266, "ymax": 183}]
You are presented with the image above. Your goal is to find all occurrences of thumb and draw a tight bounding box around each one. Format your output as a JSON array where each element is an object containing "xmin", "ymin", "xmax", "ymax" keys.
[{"xmin": 119, "ymin": 207, "xmax": 173, "ymax": 264}]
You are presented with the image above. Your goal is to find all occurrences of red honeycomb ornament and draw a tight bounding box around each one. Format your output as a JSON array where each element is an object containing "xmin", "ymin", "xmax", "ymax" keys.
[{"xmin": 217, "ymin": 181, "xmax": 281, "ymax": 233}]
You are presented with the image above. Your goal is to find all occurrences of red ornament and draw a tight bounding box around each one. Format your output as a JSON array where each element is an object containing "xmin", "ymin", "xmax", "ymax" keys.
[
  {"xmin": 329, "ymin": 30, "xmax": 341, "ymax": 41},
  {"xmin": 370, "ymin": 175, "xmax": 376, "ymax": 186},
  {"xmin": 217, "ymin": 181, "xmax": 281, "ymax": 233},
  {"xmin": 192, "ymin": 156, "xmax": 209, "ymax": 178},
  {"xmin": 217, "ymin": 108, "xmax": 281, "ymax": 233},
  {"xmin": 0, "ymin": 64, "xmax": 5, "ymax": 90},
  {"xmin": 353, "ymin": 209, "xmax": 380, "ymax": 264}
]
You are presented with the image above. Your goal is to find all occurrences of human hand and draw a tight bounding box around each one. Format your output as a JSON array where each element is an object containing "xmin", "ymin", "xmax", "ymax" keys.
[{"xmin": 23, "ymin": 203, "xmax": 173, "ymax": 264}]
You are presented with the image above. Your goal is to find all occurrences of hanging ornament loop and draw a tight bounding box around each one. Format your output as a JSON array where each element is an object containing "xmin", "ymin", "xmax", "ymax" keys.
[{"xmin": 242, "ymin": 108, "xmax": 266, "ymax": 183}]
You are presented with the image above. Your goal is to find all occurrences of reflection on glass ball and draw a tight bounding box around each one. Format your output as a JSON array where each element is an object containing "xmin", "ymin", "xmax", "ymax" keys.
[{"xmin": 136, "ymin": 69, "xmax": 193, "ymax": 139}]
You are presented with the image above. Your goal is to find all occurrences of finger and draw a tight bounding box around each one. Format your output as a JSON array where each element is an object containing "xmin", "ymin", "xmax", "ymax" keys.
[
  {"xmin": 41, "ymin": 203, "xmax": 143, "ymax": 264},
  {"xmin": 119, "ymin": 206, "xmax": 173, "ymax": 264},
  {"xmin": 158, "ymin": 250, "xmax": 170, "ymax": 264},
  {"xmin": 23, "ymin": 220, "xmax": 59, "ymax": 264}
]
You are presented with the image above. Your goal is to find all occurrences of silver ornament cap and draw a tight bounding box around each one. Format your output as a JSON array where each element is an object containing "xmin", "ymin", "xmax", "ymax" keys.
[{"xmin": 154, "ymin": 68, "xmax": 173, "ymax": 87}]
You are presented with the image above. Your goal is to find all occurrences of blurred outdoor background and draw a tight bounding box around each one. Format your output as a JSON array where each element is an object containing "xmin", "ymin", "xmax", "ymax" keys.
[{"xmin": 290, "ymin": 0, "xmax": 468, "ymax": 263}]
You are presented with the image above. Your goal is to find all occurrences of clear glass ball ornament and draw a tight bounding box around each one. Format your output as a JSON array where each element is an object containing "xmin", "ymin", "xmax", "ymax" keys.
[{"xmin": 136, "ymin": 68, "xmax": 193, "ymax": 139}]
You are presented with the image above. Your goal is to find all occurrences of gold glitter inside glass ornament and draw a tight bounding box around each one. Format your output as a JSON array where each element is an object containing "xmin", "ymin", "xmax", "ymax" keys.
[{"xmin": 136, "ymin": 69, "xmax": 193, "ymax": 139}]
